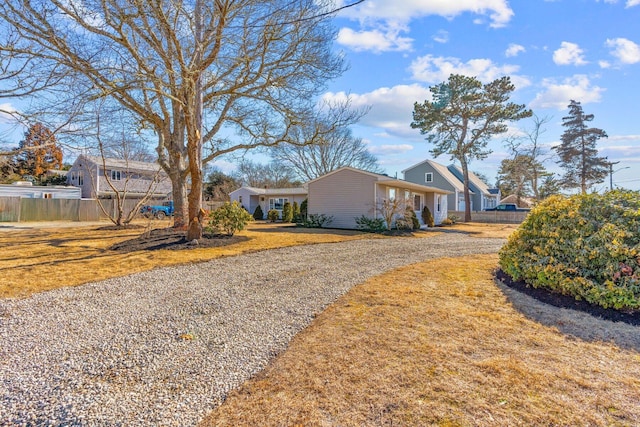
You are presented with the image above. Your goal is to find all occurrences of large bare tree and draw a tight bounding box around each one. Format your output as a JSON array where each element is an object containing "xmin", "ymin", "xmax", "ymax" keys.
[
  {"xmin": 0, "ymin": 0, "xmax": 359, "ymax": 239},
  {"xmin": 270, "ymin": 104, "xmax": 382, "ymax": 180}
]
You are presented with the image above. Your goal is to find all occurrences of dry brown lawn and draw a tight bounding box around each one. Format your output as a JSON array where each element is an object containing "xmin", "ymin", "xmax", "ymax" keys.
[
  {"xmin": 201, "ymin": 254, "xmax": 640, "ymax": 427},
  {"xmin": 448, "ymin": 221, "xmax": 520, "ymax": 239},
  {"xmin": 0, "ymin": 221, "xmax": 378, "ymax": 298}
]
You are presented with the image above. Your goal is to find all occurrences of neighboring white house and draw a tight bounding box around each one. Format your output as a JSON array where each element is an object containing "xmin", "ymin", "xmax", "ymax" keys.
[
  {"xmin": 67, "ymin": 155, "xmax": 172, "ymax": 199},
  {"xmin": 0, "ymin": 181, "xmax": 81, "ymax": 199},
  {"xmin": 307, "ymin": 166, "xmax": 451, "ymax": 229},
  {"xmin": 229, "ymin": 186, "xmax": 307, "ymax": 219},
  {"xmin": 403, "ymin": 159, "xmax": 500, "ymax": 211}
]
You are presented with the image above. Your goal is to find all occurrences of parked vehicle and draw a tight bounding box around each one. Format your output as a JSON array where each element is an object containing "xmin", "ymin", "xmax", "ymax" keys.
[
  {"xmin": 485, "ymin": 203, "xmax": 530, "ymax": 212},
  {"xmin": 140, "ymin": 201, "xmax": 174, "ymax": 219}
]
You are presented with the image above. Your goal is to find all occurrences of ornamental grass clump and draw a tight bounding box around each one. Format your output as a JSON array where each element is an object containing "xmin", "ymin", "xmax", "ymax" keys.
[{"xmin": 499, "ymin": 190, "xmax": 640, "ymax": 311}]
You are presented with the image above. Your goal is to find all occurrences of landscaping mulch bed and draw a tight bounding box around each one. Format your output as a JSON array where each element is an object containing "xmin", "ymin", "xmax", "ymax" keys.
[
  {"xmin": 109, "ymin": 227, "xmax": 248, "ymax": 252},
  {"xmin": 495, "ymin": 269, "xmax": 640, "ymax": 326}
]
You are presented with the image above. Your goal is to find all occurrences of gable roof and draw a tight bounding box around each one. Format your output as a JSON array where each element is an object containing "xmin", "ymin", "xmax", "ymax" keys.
[
  {"xmin": 447, "ymin": 165, "xmax": 492, "ymax": 196},
  {"xmin": 308, "ymin": 166, "xmax": 452, "ymax": 194},
  {"xmin": 230, "ymin": 186, "xmax": 307, "ymax": 196},
  {"xmin": 77, "ymin": 155, "xmax": 165, "ymax": 174},
  {"xmin": 402, "ymin": 159, "xmax": 468, "ymax": 194}
]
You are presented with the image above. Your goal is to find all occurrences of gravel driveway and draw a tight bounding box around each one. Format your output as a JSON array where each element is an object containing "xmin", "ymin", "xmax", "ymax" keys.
[{"xmin": 1, "ymin": 233, "xmax": 504, "ymax": 426}]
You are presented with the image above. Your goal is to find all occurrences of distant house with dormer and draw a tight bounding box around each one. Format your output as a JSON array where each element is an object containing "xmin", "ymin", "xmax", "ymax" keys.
[
  {"xmin": 67, "ymin": 155, "xmax": 172, "ymax": 199},
  {"xmin": 402, "ymin": 159, "xmax": 500, "ymax": 212}
]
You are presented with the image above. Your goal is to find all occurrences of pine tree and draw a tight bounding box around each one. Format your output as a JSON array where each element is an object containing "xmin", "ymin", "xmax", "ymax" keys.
[
  {"xmin": 16, "ymin": 123, "xmax": 63, "ymax": 180},
  {"xmin": 555, "ymin": 100, "xmax": 608, "ymax": 194}
]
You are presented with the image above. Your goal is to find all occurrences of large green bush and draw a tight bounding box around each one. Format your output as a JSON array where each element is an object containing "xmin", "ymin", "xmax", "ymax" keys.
[
  {"xmin": 205, "ymin": 201, "xmax": 253, "ymax": 236},
  {"xmin": 267, "ymin": 209, "xmax": 279, "ymax": 222},
  {"xmin": 282, "ymin": 202, "xmax": 293, "ymax": 223},
  {"xmin": 499, "ymin": 190, "xmax": 640, "ymax": 311}
]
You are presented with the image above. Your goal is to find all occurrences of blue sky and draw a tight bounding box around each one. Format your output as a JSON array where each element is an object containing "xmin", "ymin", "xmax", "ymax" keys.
[
  {"xmin": 1, "ymin": 0, "xmax": 638, "ymax": 191},
  {"xmin": 319, "ymin": 0, "xmax": 640, "ymax": 191}
]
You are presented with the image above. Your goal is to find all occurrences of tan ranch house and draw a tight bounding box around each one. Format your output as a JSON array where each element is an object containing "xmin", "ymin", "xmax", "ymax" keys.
[
  {"xmin": 307, "ymin": 167, "xmax": 450, "ymax": 229},
  {"xmin": 231, "ymin": 167, "xmax": 451, "ymax": 229}
]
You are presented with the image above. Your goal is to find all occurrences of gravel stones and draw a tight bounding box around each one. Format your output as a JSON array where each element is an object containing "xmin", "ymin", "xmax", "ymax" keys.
[{"xmin": 0, "ymin": 233, "xmax": 504, "ymax": 426}]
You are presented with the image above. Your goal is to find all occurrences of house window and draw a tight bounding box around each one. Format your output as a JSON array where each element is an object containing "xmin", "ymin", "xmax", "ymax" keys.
[
  {"xmin": 388, "ymin": 188, "xmax": 396, "ymax": 201},
  {"xmin": 269, "ymin": 198, "xmax": 288, "ymax": 210},
  {"xmin": 437, "ymin": 195, "xmax": 441, "ymax": 212},
  {"xmin": 43, "ymin": 193, "xmax": 53, "ymax": 199},
  {"xmin": 404, "ymin": 190, "xmax": 410, "ymax": 201},
  {"xmin": 78, "ymin": 172, "xmax": 83, "ymax": 186},
  {"xmin": 413, "ymin": 194, "xmax": 421, "ymax": 211},
  {"xmin": 110, "ymin": 170, "xmax": 121, "ymax": 181},
  {"xmin": 425, "ymin": 173, "xmax": 433, "ymax": 183}
]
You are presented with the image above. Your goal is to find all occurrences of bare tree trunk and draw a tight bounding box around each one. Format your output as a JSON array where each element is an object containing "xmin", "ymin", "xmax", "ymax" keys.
[
  {"xmin": 461, "ymin": 159, "xmax": 472, "ymax": 222},
  {"xmin": 186, "ymin": 139, "xmax": 203, "ymax": 240}
]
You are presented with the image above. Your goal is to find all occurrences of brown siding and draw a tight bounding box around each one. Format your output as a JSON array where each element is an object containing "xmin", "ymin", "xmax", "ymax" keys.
[{"xmin": 308, "ymin": 169, "xmax": 378, "ymax": 229}]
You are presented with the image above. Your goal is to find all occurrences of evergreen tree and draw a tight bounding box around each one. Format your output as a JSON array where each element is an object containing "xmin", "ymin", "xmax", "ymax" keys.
[
  {"xmin": 555, "ymin": 100, "xmax": 609, "ymax": 194},
  {"xmin": 411, "ymin": 75, "xmax": 531, "ymax": 221},
  {"xmin": 15, "ymin": 123, "xmax": 63, "ymax": 180}
]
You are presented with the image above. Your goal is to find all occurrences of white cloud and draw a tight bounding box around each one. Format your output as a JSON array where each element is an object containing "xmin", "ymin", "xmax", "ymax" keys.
[
  {"xmin": 337, "ymin": 25, "xmax": 413, "ymax": 53},
  {"xmin": 553, "ymin": 42, "xmax": 588, "ymax": 66},
  {"xmin": 505, "ymin": 43, "xmax": 525, "ymax": 57},
  {"xmin": 599, "ymin": 60, "xmax": 611, "ymax": 69},
  {"xmin": 337, "ymin": 0, "xmax": 514, "ymax": 28},
  {"xmin": 432, "ymin": 30, "xmax": 449, "ymax": 44},
  {"xmin": 209, "ymin": 159, "xmax": 237, "ymax": 174},
  {"xmin": 605, "ymin": 38, "xmax": 640, "ymax": 64},
  {"xmin": 368, "ymin": 144, "xmax": 414, "ymax": 155},
  {"xmin": 408, "ymin": 54, "xmax": 531, "ymax": 88},
  {"xmin": 627, "ymin": 0, "xmax": 640, "ymax": 7},
  {"xmin": 530, "ymin": 75, "xmax": 605, "ymax": 110},
  {"xmin": 322, "ymin": 84, "xmax": 432, "ymax": 138},
  {"xmin": 0, "ymin": 103, "xmax": 18, "ymax": 124}
]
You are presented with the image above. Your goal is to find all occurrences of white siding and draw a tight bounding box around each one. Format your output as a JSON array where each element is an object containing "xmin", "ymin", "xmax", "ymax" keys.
[{"xmin": 308, "ymin": 169, "xmax": 378, "ymax": 229}]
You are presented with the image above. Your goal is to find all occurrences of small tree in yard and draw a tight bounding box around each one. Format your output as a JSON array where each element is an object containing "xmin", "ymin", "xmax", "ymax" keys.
[
  {"xmin": 205, "ymin": 201, "xmax": 253, "ymax": 237},
  {"xmin": 253, "ymin": 205, "xmax": 264, "ymax": 221},
  {"xmin": 376, "ymin": 198, "xmax": 407, "ymax": 230},
  {"xmin": 282, "ymin": 202, "xmax": 293, "ymax": 223},
  {"xmin": 292, "ymin": 201, "xmax": 301, "ymax": 223}
]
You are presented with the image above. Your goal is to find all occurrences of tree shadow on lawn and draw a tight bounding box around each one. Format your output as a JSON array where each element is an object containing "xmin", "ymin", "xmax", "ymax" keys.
[
  {"xmin": 495, "ymin": 270, "xmax": 640, "ymax": 352},
  {"xmin": 109, "ymin": 227, "xmax": 250, "ymax": 252}
]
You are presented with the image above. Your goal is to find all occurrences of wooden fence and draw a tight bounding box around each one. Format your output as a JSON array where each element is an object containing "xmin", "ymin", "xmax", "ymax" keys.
[
  {"xmin": 0, "ymin": 198, "xmax": 228, "ymax": 222},
  {"xmin": 0, "ymin": 197, "xmax": 151, "ymax": 222},
  {"xmin": 449, "ymin": 210, "xmax": 529, "ymax": 224}
]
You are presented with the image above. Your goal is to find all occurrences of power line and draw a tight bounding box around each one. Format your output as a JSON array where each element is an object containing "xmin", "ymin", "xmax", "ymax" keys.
[{"xmin": 242, "ymin": 0, "xmax": 366, "ymax": 28}]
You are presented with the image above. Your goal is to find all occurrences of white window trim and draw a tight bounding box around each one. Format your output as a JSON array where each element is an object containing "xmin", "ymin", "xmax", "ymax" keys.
[
  {"xmin": 425, "ymin": 172, "xmax": 433, "ymax": 183},
  {"xmin": 269, "ymin": 197, "xmax": 288, "ymax": 211},
  {"xmin": 110, "ymin": 170, "xmax": 122, "ymax": 181}
]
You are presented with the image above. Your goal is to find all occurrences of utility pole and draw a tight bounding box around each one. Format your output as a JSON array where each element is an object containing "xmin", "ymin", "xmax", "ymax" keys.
[{"xmin": 609, "ymin": 161, "xmax": 619, "ymax": 191}]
